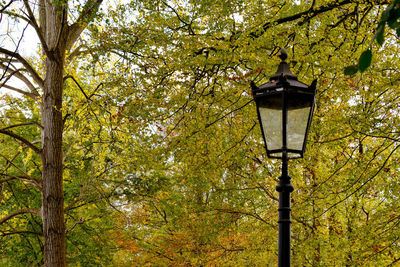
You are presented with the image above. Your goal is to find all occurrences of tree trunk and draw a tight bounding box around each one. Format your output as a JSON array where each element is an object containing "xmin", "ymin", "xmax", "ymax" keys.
[
  {"xmin": 41, "ymin": 54, "xmax": 66, "ymax": 266},
  {"xmin": 41, "ymin": 3, "xmax": 68, "ymax": 266},
  {"xmin": 41, "ymin": 56, "xmax": 66, "ymax": 266}
]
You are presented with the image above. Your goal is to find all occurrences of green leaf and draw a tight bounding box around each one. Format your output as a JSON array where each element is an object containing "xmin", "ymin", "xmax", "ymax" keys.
[
  {"xmin": 397, "ymin": 27, "xmax": 400, "ymax": 37},
  {"xmin": 376, "ymin": 23, "xmax": 385, "ymax": 46},
  {"xmin": 344, "ymin": 65, "xmax": 359, "ymax": 76},
  {"xmin": 381, "ymin": 5, "xmax": 392, "ymax": 22},
  {"xmin": 358, "ymin": 50, "xmax": 372, "ymax": 73},
  {"xmin": 388, "ymin": 8, "xmax": 400, "ymax": 28},
  {"xmin": 388, "ymin": 20, "xmax": 400, "ymax": 29}
]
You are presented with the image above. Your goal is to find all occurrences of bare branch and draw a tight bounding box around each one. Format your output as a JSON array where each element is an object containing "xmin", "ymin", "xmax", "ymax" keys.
[
  {"xmin": 38, "ymin": 0, "xmax": 45, "ymax": 29},
  {"xmin": 66, "ymin": 0, "xmax": 103, "ymax": 51},
  {"xmin": 0, "ymin": 65, "xmax": 35, "ymax": 99},
  {"xmin": 0, "ymin": 208, "xmax": 40, "ymax": 225},
  {"xmin": 0, "ymin": 64, "xmax": 40, "ymax": 99},
  {"xmin": 0, "ymin": 48, "xmax": 44, "ymax": 89},
  {"xmin": 0, "ymin": 174, "xmax": 41, "ymax": 190},
  {"xmin": 64, "ymin": 75, "xmax": 89, "ymax": 100},
  {"xmin": 0, "ymin": 230, "xmax": 43, "ymax": 237},
  {"xmin": 88, "ymin": 82, "xmax": 103, "ymax": 99},
  {"xmin": 22, "ymin": 0, "xmax": 51, "ymax": 58},
  {"xmin": 0, "ymin": 84, "xmax": 38, "ymax": 99},
  {"xmin": 66, "ymin": 218, "xmax": 85, "ymax": 233},
  {"xmin": 319, "ymin": 144, "xmax": 400, "ymax": 217},
  {"xmin": 0, "ymin": 56, "xmax": 18, "ymax": 63},
  {"xmin": 3, "ymin": 151, "xmax": 20, "ymax": 171},
  {"xmin": 1, "ymin": 10, "xmax": 31, "ymax": 24},
  {"xmin": 0, "ymin": 20, "xmax": 30, "ymax": 83},
  {"xmin": 1, "ymin": 121, "xmax": 43, "ymax": 131},
  {"xmin": 0, "ymin": 0, "xmax": 15, "ymax": 13},
  {"xmin": 0, "ymin": 129, "xmax": 42, "ymax": 154},
  {"xmin": 66, "ymin": 45, "xmax": 87, "ymax": 62},
  {"xmin": 0, "ymin": 154, "xmax": 36, "ymax": 179},
  {"xmin": 214, "ymin": 208, "xmax": 272, "ymax": 226}
]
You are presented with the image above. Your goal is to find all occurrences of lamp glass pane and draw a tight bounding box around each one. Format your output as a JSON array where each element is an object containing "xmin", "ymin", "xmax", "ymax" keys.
[
  {"xmin": 258, "ymin": 94, "xmax": 282, "ymax": 151},
  {"xmin": 287, "ymin": 93, "xmax": 313, "ymax": 151}
]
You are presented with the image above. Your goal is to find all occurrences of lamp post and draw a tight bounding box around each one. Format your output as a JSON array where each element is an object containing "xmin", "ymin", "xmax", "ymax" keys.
[{"xmin": 251, "ymin": 48, "xmax": 317, "ymax": 267}]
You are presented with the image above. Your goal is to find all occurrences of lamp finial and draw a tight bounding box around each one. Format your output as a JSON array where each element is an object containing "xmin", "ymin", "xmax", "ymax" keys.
[{"xmin": 278, "ymin": 48, "xmax": 288, "ymax": 62}]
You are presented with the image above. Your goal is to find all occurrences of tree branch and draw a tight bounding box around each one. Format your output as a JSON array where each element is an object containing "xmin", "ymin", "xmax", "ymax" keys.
[
  {"xmin": 0, "ymin": 0, "xmax": 15, "ymax": 13},
  {"xmin": 0, "ymin": 174, "xmax": 41, "ymax": 190},
  {"xmin": 161, "ymin": 1, "xmax": 195, "ymax": 35},
  {"xmin": 319, "ymin": 143, "xmax": 400, "ymax": 217},
  {"xmin": 0, "ymin": 129, "xmax": 42, "ymax": 154},
  {"xmin": 0, "ymin": 154, "xmax": 39, "ymax": 181},
  {"xmin": 66, "ymin": 218, "xmax": 85, "ymax": 233},
  {"xmin": 1, "ymin": 121, "xmax": 44, "ymax": 131},
  {"xmin": 0, "ymin": 68, "xmax": 34, "ymax": 96},
  {"xmin": 0, "ymin": 64, "xmax": 40, "ymax": 99},
  {"xmin": 0, "ymin": 84, "xmax": 38, "ymax": 99},
  {"xmin": 0, "ymin": 230, "xmax": 43, "ymax": 237},
  {"xmin": 67, "ymin": 45, "xmax": 86, "ymax": 62},
  {"xmin": 66, "ymin": 0, "xmax": 103, "ymax": 52},
  {"xmin": 0, "ymin": 20, "xmax": 29, "ymax": 83},
  {"xmin": 64, "ymin": 75, "xmax": 89, "ymax": 100},
  {"xmin": 0, "ymin": 208, "xmax": 40, "ymax": 225},
  {"xmin": 39, "ymin": 0, "xmax": 46, "ymax": 37},
  {"xmin": 1, "ymin": 10, "xmax": 31, "ymax": 24},
  {"xmin": 214, "ymin": 208, "xmax": 272, "ymax": 226},
  {"xmin": 0, "ymin": 176, "xmax": 16, "ymax": 183},
  {"xmin": 22, "ymin": 0, "xmax": 51, "ymax": 58},
  {"xmin": 249, "ymin": 0, "xmax": 390, "ymax": 39},
  {"xmin": 0, "ymin": 48, "xmax": 44, "ymax": 89}
]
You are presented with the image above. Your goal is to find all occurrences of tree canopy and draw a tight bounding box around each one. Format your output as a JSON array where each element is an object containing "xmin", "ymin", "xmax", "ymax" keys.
[{"xmin": 1, "ymin": 0, "xmax": 400, "ymax": 266}]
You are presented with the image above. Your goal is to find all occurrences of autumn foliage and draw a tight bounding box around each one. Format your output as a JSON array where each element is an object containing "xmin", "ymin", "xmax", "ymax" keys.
[{"xmin": 1, "ymin": 0, "xmax": 400, "ymax": 266}]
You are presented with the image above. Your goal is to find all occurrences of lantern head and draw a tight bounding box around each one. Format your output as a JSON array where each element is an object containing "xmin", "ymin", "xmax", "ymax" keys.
[{"xmin": 251, "ymin": 49, "xmax": 317, "ymax": 159}]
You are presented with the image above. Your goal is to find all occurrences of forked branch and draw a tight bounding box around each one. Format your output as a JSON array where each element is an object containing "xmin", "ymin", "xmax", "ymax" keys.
[
  {"xmin": 0, "ymin": 48, "xmax": 44, "ymax": 89},
  {"xmin": 66, "ymin": 0, "xmax": 103, "ymax": 51},
  {"xmin": 22, "ymin": 0, "xmax": 51, "ymax": 59},
  {"xmin": 0, "ymin": 0, "xmax": 15, "ymax": 13},
  {"xmin": 0, "ymin": 129, "xmax": 42, "ymax": 154},
  {"xmin": 0, "ymin": 65, "xmax": 40, "ymax": 99},
  {"xmin": 64, "ymin": 75, "xmax": 89, "ymax": 100},
  {"xmin": 0, "ymin": 208, "xmax": 41, "ymax": 225}
]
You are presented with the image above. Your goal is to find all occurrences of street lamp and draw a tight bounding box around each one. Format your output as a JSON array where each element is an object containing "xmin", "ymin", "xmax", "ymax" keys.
[{"xmin": 251, "ymin": 48, "xmax": 317, "ymax": 267}]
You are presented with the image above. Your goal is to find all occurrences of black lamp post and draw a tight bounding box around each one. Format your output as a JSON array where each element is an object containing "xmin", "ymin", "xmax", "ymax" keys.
[{"xmin": 251, "ymin": 48, "xmax": 317, "ymax": 267}]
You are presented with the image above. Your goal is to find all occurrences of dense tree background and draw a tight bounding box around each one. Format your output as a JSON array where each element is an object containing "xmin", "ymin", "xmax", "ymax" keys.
[{"xmin": 1, "ymin": 0, "xmax": 400, "ymax": 265}]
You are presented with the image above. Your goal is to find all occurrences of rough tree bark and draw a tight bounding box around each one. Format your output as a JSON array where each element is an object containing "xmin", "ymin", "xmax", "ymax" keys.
[
  {"xmin": 0, "ymin": 0, "xmax": 102, "ymax": 265},
  {"xmin": 40, "ymin": 1, "xmax": 103, "ymax": 264},
  {"xmin": 40, "ymin": 2, "xmax": 69, "ymax": 265}
]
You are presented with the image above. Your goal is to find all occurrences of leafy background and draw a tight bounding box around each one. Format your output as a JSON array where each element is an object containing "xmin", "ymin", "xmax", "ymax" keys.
[{"xmin": 1, "ymin": 0, "xmax": 400, "ymax": 265}]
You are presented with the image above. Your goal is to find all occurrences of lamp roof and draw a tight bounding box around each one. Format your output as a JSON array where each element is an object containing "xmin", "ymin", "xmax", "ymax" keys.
[{"xmin": 269, "ymin": 48, "xmax": 297, "ymax": 81}]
